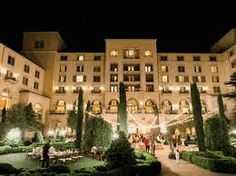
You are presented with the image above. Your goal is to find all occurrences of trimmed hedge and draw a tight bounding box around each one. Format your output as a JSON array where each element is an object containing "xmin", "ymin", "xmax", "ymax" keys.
[
  {"xmin": 181, "ymin": 151, "xmax": 236, "ymax": 173},
  {"xmin": 0, "ymin": 145, "xmax": 33, "ymax": 155}
]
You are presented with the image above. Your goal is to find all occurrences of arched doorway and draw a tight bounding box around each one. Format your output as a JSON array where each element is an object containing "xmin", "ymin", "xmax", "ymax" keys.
[
  {"xmin": 92, "ymin": 100, "xmax": 102, "ymax": 114},
  {"xmin": 179, "ymin": 100, "xmax": 190, "ymax": 114},
  {"xmin": 0, "ymin": 88, "xmax": 12, "ymax": 109},
  {"xmin": 108, "ymin": 99, "xmax": 119, "ymax": 113},
  {"xmin": 145, "ymin": 99, "xmax": 155, "ymax": 113},
  {"xmin": 161, "ymin": 100, "xmax": 172, "ymax": 114},
  {"xmin": 34, "ymin": 103, "xmax": 42, "ymax": 116},
  {"xmin": 127, "ymin": 98, "xmax": 139, "ymax": 114},
  {"xmin": 55, "ymin": 100, "xmax": 66, "ymax": 113}
]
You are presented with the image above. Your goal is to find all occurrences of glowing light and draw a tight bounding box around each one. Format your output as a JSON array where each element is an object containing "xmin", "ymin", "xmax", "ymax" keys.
[
  {"xmin": 1, "ymin": 67, "xmax": 7, "ymax": 75},
  {"xmin": 160, "ymin": 124, "xmax": 167, "ymax": 134},
  {"xmin": 231, "ymin": 129, "xmax": 236, "ymax": 135},
  {"xmin": 5, "ymin": 128, "xmax": 22, "ymax": 145},
  {"xmin": 65, "ymin": 86, "xmax": 69, "ymax": 91},
  {"xmin": 48, "ymin": 130, "xmax": 55, "ymax": 137},
  {"xmin": 55, "ymin": 86, "xmax": 59, "ymax": 90},
  {"xmin": 159, "ymin": 86, "xmax": 162, "ymax": 91},
  {"xmin": 66, "ymin": 104, "xmax": 73, "ymax": 110},
  {"xmin": 100, "ymin": 86, "xmax": 105, "ymax": 91},
  {"xmin": 57, "ymin": 128, "xmax": 67, "ymax": 138},
  {"xmin": 112, "ymin": 132, "xmax": 119, "ymax": 139}
]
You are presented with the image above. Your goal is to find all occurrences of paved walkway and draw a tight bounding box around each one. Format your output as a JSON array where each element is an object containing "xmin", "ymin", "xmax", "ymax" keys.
[{"xmin": 156, "ymin": 146, "xmax": 235, "ymax": 176}]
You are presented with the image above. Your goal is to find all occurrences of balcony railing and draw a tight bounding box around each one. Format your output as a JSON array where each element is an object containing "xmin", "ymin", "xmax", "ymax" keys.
[
  {"xmin": 179, "ymin": 90, "xmax": 190, "ymax": 94},
  {"xmin": 55, "ymin": 90, "xmax": 66, "ymax": 94},
  {"xmin": 4, "ymin": 76, "xmax": 17, "ymax": 83},
  {"xmin": 161, "ymin": 90, "xmax": 172, "ymax": 93},
  {"xmin": 91, "ymin": 90, "xmax": 101, "ymax": 93}
]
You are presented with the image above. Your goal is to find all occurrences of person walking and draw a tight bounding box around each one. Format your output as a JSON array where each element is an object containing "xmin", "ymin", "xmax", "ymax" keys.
[{"xmin": 42, "ymin": 140, "xmax": 51, "ymax": 168}]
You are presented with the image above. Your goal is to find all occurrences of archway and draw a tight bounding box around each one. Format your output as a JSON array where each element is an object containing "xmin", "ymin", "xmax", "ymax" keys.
[
  {"xmin": 179, "ymin": 100, "xmax": 190, "ymax": 114},
  {"xmin": 145, "ymin": 99, "xmax": 155, "ymax": 113},
  {"xmin": 55, "ymin": 100, "xmax": 66, "ymax": 113},
  {"xmin": 161, "ymin": 100, "xmax": 172, "ymax": 114},
  {"xmin": 108, "ymin": 99, "xmax": 119, "ymax": 113},
  {"xmin": 127, "ymin": 98, "xmax": 139, "ymax": 114},
  {"xmin": 0, "ymin": 88, "xmax": 12, "ymax": 109},
  {"xmin": 92, "ymin": 100, "xmax": 102, "ymax": 114}
]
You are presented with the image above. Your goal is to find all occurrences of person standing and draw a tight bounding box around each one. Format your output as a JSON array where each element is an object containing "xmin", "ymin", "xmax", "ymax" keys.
[
  {"xmin": 143, "ymin": 136, "xmax": 150, "ymax": 152},
  {"xmin": 42, "ymin": 140, "xmax": 51, "ymax": 168},
  {"xmin": 175, "ymin": 149, "xmax": 180, "ymax": 164}
]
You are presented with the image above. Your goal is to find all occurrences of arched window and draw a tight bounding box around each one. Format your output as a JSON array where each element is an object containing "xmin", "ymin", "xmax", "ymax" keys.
[
  {"xmin": 179, "ymin": 100, "xmax": 190, "ymax": 114},
  {"xmin": 0, "ymin": 88, "xmax": 12, "ymax": 109},
  {"xmin": 34, "ymin": 103, "xmax": 42, "ymax": 115},
  {"xmin": 92, "ymin": 100, "xmax": 102, "ymax": 114},
  {"xmin": 127, "ymin": 98, "xmax": 139, "ymax": 114},
  {"xmin": 161, "ymin": 100, "xmax": 172, "ymax": 114},
  {"xmin": 201, "ymin": 100, "xmax": 207, "ymax": 114},
  {"xmin": 108, "ymin": 99, "xmax": 119, "ymax": 113},
  {"xmin": 145, "ymin": 99, "xmax": 154, "ymax": 113},
  {"xmin": 56, "ymin": 100, "xmax": 66, "ymax": 113}
]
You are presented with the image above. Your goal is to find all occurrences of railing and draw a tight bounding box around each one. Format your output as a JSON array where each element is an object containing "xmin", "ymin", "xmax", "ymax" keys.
[
  {"xmin": 91, "ymin": 90, "xmax": 101, "ymax": 93},
  {"xmin": 4, "ymin": 76, "xmax": 17, "ymax": 83},
  {"xmin": 55, "ymin": 90, "xmax": 66, "ymax": 93}
]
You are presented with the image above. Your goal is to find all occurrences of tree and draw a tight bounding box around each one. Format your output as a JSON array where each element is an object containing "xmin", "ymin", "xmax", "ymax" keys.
[
  {"xmin": 190, "ymin": 82, "xmax": 206, "ymax": 152},
  {"xmin": 217, "ymin": 94, "xmax": 229, "ymax": 123},
  {"xmin": 25, "ymin": 103, "xmax": 43, "ymax": 131},
  {"xmin": 76, "ymin": 87, "xmax": 84, "ymax": 149},
  {"xmin": 119, "ymin": 82, "xmax": 127, "ymax": 134},
  {"xmin": 205, "ymin": 115, "xmax": 230, "ymax": 154},
  {"xmin": 1, "ymin": 106, "xmax": 7, "ymax": 123},
  {"xmin": 82, "ymin": 116, "xmax": 112, "ymax": 152},
  {"xmin": 85, "ymin": 100, "xmax": 91, "ymax": 124},
  {"xmin": 150, "ymin": 104, "xmax": 160, "ymax": 154},
  {"xmin": 224, "ymin": 72, "xmax": 236, "ymax": 127},
  {"xmin": 105, "ymin": 131, "xmax": 136, "ymax": 168},
  {"xmin": 67, "ymin": 110, "xmax": 77, "ymax": 134}
]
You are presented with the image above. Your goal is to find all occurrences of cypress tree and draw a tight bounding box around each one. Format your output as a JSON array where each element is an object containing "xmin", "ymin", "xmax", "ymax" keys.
[
  {"xmin": 119, "ymin": 82, "xmax": 127, "ymax": 134},
  {"xmin": 190, "ymin": 82, "xmax": 206, "ymax": 152},
  {"xmin": 76, "ymin": 87, "xmax": 84, "ymax": 149},
  {"xmin": 85, "ymin": 100, "xmax": 91, "ymax": 124},
  {"xmin": 217, "ymin": 94, "xmax": 229, "ymax": 123}
]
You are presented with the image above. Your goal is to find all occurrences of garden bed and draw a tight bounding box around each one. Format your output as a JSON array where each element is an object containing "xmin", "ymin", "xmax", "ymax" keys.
[{"xmin": 180, "ymin": 151, "xmax": 236, "ymax": 173}]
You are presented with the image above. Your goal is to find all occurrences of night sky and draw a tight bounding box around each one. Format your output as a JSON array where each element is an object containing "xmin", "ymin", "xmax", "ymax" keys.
[{"xmin": 0, "ymin": 1, "xmax": 236, "ymax": 53}]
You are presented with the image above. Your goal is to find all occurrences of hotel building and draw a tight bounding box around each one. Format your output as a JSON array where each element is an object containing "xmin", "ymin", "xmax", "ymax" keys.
[{"xmin": 1, "ymin": 29, "xmax": 236, "ymax": 134}]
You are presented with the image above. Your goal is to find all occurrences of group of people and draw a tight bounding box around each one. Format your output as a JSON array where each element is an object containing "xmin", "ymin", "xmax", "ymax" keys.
[{"xmin": 128, "ymin": 134, "xmax": 151, "ymax": 152}]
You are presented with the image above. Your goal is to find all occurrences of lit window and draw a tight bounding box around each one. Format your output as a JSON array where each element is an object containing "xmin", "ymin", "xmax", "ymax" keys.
[
  {"xmin": 34, "ymin": 104, "xmax": 42, "ymax": 115},
  {"xmin": 176, "ymin": 76, "xmax": 189, "ymax": 82},
  {"xmin": 110, "ymin": 50, "xmax": 118, "ymax": 57},
  {"xmin": 212, "ymin": 76, "xmax": 219, "ymax": 83},
  {"xmin": 161, "ymin": 65, "xmax": 168, "ymax": 72},
  {"xmin": 77, "ymin": 55, "xmax": 84, "ymax": 61},
  {"xmin": 211, "ymin": 66, "xmax": 218, "ymax": 73},
  {"xmin": 145, "ymin": 64, "xmax": 153, "ymax": 72},
  {"xmin": 73, "ymin": 75, "xmax": 86, "ymax": 82},
  {"xmin": 110, "ymin": 64, "xmax": 118, "ymax": 72},
  {"xmin": 56, "ymin": 100, "xmax": 66, "ymax": 113},
  {"xmin": 194, "ymin": 66, "xmax": 202, "ymax": 73},
  {"xmin": 110, "ymin": 85, "xmax": 118, "ymax": 92},
  {"xmin": 124, "ymin": 48, "xmax": 139, "ymax": 59},
  {"xmin": 144, "ymin": 50, "xmax": 152, "ymax": 57},
  {"xmin": 110, "ymin": 74, "xmax": 118, "ymax": 82},
  {"xmin": 59, "ymin": 65, "xmax": 67, "ymax": 72},
  {"xmin": 59, "ymin": 75, "xmax": 66, "ymax": 82},
  {"xmin": 161, "ymin": 75, "xmax": 168, "ymax": 83}
]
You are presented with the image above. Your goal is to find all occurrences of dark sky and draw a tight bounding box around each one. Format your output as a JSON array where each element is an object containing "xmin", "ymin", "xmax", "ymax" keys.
[{"xmin": 0, "ymin": 1, "xmax": 236, "ymax": 53}]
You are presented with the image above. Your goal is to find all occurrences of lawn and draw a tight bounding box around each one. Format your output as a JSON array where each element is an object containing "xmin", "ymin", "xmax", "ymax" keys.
[{"xmin": 0, "ymin": 153, "xmax": 105, "ymax": 172}]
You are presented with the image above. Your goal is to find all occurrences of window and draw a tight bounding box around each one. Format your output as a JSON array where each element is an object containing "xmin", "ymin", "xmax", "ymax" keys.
[
  {"xmin": 161, "ymin": 65, "xmax": 168, "ymax": 72},
  {"xmin": 34, "ymin": 40, "xmax": 44, "ymax": 48},
  {"xmin": 146, "ymin": 85, "xmax": 154, "ymax": 92},
  {"xmin": 144, "ymin": 50, "xmax": 152, "ymax": 57},
  {"xmin": 22, "ymin": 77, "xmax": 28, "ymax": 86},
  {"xmin": 146, "ymin": 74, "xmax": 154, "ymax": 82},
  {"xmin": 176, "ymin": 76, "xmax": 189, "ymax": 82},
  {"xmin": 179, "ymin": 87, "xmax": 189, "ymax": 93},
  {"xmin": 93, "ymin": 66, "xmax": 101, "ymax": 72},
  {"xmin": 73, "ymin": 75, "xmax": 86, "ymax": 82},
  {"xmin": 160, "ymin": 56, "xmax": 168, "ymax": 61},
  {"xmin": 229, "ymin": 50, "xmax": 234, "ymax": 57},
  {"xmin": 77, "ymin": 55, "xmax": 84, "ymax": 61},
  {"xmin": 192, "ymin": 76, "xmax": 206, "ymax": 82},
  {"xmin": 56, "ymin": 87, "xmax": 66, "ymax": 93},
  {"xmin": 211, "ymin": 66, "xmax": 218, "ymax": 73},
  {"xmin": 177, "ymin": 56, "xmax": 184, "ymax": 61},
  {"xmin": 60, "ymin": 55, "xmax": 68, "ymax": 61},
  {"xmin": 145, "ymin": 64, "xmax": 153, "ymax": 72},
  {"xmin": 59, "ymin": 75, "xmax": 66, "ymax": 82},
  {"xmin": 162, "ymin": 86, "xmax": 171, "ymax": 93},
  {"xmin": 76, "ymin": 65, "xmax": 84, "ymax": 72},
  {"xmin": 7, "ymin": 56, "xmax": 15, "ymax": 66},
  {"xmin": 124, "ymin": 64, "xmax": 140, "ymax": 71},
  {"xmin": 124, "ymin": 48, "xmax": 139, "ymax": 59},
  {"xmin": 35, "ymin": 70, "xmax": 40, "ymax": 78},
  {"xmin": 110, "ymin": 85, "xmax": 118, "ymax": 92},
  {"xmin": 110, "ymin": 50, "xmax": 118, "ymax": 57},
  {"xmin": 94, "ymin": 56, "xmax": 101, "ymax": 61},
  {"xmin": 232, "ymin": 60, "xmax": 236, "ymax": 68},
  {"xmin": 59, "ymin": 65, "xmax": 67, "ymax": 72},
  {"xmin": 213, "ymin": 87, "xmax": 221, "ymax": 93},
  {"xmin": 212, "ymin": 76, "xmax": 219, "ymax": 83},
  {"xmin": 194, "ymin": 66, "xmax": 202, "ymax": 73},
  {"xmin": 178, "ymin": 66, "xmax": 185, "ymax": 72},
  {"xmin": 93, "ymin": 76, "xmax": 100, "ymax": 82},
  {"xmin": 209, "ymin": 56, "xmax": 217, "ymax": 61},
  {"xmin": 161, "ymin": 75, "xmax": 169, "ymax": 83},
  {"xmin": 34, "ymin": 82, "xmax": 39, "ymax": 89},
  {"xmin": 110, "ymin": 63, "xmax": 118, "ymax": 72},
  {"xmin": 92, "ymin": 86, "xmax": 101, "ymax": 93},
  {"xmin": 124, "ymin": 74, "xmax": 140, "ymax": 82},
  {"xmin": 110, "ymin": 74, "xmax": 118, "ymax": 82},
  {"xmin": 24, "ymin": 65, "xmax": 30, "ymax": 73},
  {"xmin": 193, "ymin": 56, "xmax": 200, "ymax": 61}
]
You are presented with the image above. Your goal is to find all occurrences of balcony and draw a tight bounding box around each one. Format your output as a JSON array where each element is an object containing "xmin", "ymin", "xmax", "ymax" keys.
[
  {"xmin": 55, "ymin": 90, "xmax": 66, "ymax": 94},
  {"xmin": 4, "ymin": 76, "xmax": 17, "ymax": 83},
  {"xmin": 179, "ymin": 90, "xmax": 189, "ymax": 94},
  {"xmin": 161, "ymin": 90, "xmax": 172, "ymax": 94},
  {"xmin": 91, "ymin": 90, "xmax": 101, "ymax": 93}
]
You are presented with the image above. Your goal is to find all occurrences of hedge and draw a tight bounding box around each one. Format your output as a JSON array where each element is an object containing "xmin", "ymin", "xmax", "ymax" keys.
[
  {"xmin": 181, "ymin": 151, "xmax": 236, "ymax": 173},
  {"xmin": 0, "ymin": 145, "xmax": 33, "ymax": 155}
]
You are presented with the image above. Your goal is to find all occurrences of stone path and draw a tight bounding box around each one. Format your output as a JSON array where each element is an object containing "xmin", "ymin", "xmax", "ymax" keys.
[{"xmin": 156, "ymin": 146, "xmax": 235, "ymax": 176}]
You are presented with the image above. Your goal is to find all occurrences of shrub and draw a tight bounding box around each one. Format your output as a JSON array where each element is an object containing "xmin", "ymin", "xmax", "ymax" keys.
[
  {"xmin": 0, "ymin": 163, "xmax": 18, "ymax": 174},
  {"xmin": 47, "ymin": 165, "xmax": 70, "ymax": 174},
  {"xmin": 4, "ymin": 128, "xmax": 22, "ymax": 147},
  {"xmin": 32, "ymin": 132, "xmax": 44, "ymax": 143},
  {"xmin": 0, "ymin": 145, "xmax": 12, "ymax": 155},
  {"xmin": 23, "ymin": 139, "xmax": 32, "ymax": 146},
  {"xmin": 105, "ymin": 131, "xmax": 136, "ymax": 168}
]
